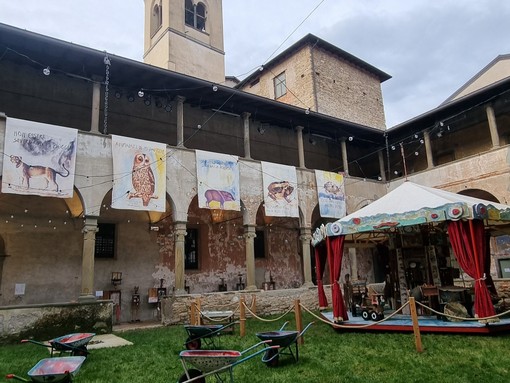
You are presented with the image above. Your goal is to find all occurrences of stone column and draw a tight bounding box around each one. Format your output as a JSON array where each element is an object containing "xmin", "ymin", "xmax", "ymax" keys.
[
  {"xmin": 296, "ymin": 126, "xmax": 305, "ymax": 168},
  {"xmin": 90, "ymin": 79, "xmax": 101, "ymax": 134},
  {"xmin": 423, "ymin": 130, "xmax": 434, "ymax": 169},
  {"xmin": 486, "ymin": 104, "xmax": 500, "ymax": 148},
  {"xmin": 244, "ymin": 225, "xmax": 257, "ymax": 290},
  {"xmin": 377, "ymin": 150, "xmax": 386, "ymax": 181},
  {"xmin": 79, "ymin": 216, "xmax": 98, "ymax": 301},
  {"xmin": 340, "ymin": 138, "xmax": 349, "ymax": 175},
  {"xmin": 242, "ymin": 112, "xmax": 251, "ymax": 159},
  {"xmin": 174, "ymin": 222, "xmax": 187, "ymax": 295},
  {"xmin": 299, "ymin": 227, "xmax": 314, "ymax": 287},
  {"xmin": 176, "ymin": 96, "xmax": 186, "ymax": 148}
]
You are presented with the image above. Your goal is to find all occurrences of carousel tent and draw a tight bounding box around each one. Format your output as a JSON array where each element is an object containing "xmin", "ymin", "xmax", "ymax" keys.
[{"xmin": 312, "ymin": 181, "xmax": 510, "ymax": 323}]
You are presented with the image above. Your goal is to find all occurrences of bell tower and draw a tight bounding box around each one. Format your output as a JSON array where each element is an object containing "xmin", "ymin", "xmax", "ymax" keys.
[{"xmin": 143, "ymin": 0, "xmax": 225, "ymax": 83}]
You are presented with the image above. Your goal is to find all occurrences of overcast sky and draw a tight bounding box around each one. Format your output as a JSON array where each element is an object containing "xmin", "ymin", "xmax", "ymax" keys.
[{"xmin": 2, "ymin": 0, "xmax": 510, "ymax": 127}]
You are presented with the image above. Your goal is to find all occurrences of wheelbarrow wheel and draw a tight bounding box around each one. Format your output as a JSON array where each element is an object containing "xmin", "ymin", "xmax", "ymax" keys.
[
  {"xmin": 72, "ymin": 345, "xmax": 88, "ymax": 357},
  {"xmin": 263, "ymin": 348, "xmax": 279, "ymax": 368},
  {"xmin": 178, "ymin": 369, "xmax": 206, "ymax": 383},
  {"xmin": 185, "ymin": 337, "xmax": 202, "ymax": 350}
]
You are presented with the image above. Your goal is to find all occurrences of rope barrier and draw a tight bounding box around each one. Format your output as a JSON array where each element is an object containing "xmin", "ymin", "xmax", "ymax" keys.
[
  {"xmin": 299, "ymin": 301, "xmax": 411, "ymax": 329},
  {"xmin": 415, "ymin": 300, "xmax": 510, "ymax": 322},
  {"xmin": 242, "ymin": 301, "xmax": 294, "ymax": 322}
]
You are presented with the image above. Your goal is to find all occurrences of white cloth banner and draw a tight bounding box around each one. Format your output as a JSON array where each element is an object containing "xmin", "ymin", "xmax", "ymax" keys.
[
  {"xmin": 261, "ymin": 161, "xmax": 299, "ymax": 217},
  {"xmin": 2, "ymin": 118, "xmax": 78, "ymax": 198},
  {"xmin": 196, "ymin": 150, "xmax": 240, "ymax": 210},
  {"xmin": 111, "ymin": 135, "xmax": 166, "ymax": 212},
  {"xmin": 315, "ymin": 170, "xmax": 346, "ymax": 218}
]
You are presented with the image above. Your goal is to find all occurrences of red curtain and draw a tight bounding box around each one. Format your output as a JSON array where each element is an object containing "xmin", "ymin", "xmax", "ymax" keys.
[
  {"xmin": 314, "ymin": 245, "xmax": 328, "ymax": 309},
  {"xmin": 447, "ymin": 219, "xmax": 496, "ymax": 320},
  {"xmin": 327, "ymin": 236, "xmax": 348, "ymax": 322}
]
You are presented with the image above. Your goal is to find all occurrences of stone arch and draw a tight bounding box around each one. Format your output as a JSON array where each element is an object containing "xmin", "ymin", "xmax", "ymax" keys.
[{"xmin": 458, "ymin": 188, "xmax": 500, "ymax": 203}]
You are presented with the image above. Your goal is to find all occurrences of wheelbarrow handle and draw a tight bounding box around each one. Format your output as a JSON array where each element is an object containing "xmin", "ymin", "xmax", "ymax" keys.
[
  {"xmin": 5, "ymin": 374, "xmax": 30, "ymax": 382},
  {"xmin": 240, "ymin": 340, "xmax": 273, "ymax": 355},
  {"xmin": 279, "ymin": 321, "xmax": 289, "ymax": 331},
  {"xmin": 21, "ymin": 339, "xmax": 51, "ymax": 348},
  {"xmin": 297, "ymin": 321, "xmax": 315, "ymax": 338}
]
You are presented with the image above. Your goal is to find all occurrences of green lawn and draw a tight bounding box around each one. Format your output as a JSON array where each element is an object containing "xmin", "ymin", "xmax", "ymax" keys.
[{"xmin": 2, "ymin": 312, "xmax": 509, "ymax": 383}]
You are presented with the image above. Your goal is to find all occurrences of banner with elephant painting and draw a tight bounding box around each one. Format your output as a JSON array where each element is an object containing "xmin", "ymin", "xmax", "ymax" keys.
[
  {"xmin": 2, "ymin": 118, "xmax": 77, "ymax": 198},
  {"xmin": 261, "ymin": 161, "xmax": 299, "ymax": 217},
  {"xmin": 315, "ymin": 170, "xmax": 346, "ymax": 218},
  {"xmin": 196, "ymin": 150, "xmax": 240, "ymax": 211},
  {"xmin": 111, "ymin": 135, "xmax": 166, "ymax": 212}
]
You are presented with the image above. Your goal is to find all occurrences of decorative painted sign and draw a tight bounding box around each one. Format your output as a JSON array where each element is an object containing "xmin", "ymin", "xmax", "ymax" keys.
[
  {"xmin": 315, "ymin": 170, "xmax": 346, "ymax": 218},
  {"xmin": 196, "ymin": 150, "xmax": 240, "ymax": 210},
  {"xmin": 111, "ymin": 135, "xmax": 166, "ymax": 212},
  {"xmin": 2, "ymin": 118, "xmax": 77, "ymax": 198},
  {"xmin": 261, "ymin": 161, "xmax": 298, "ymax": 217}
]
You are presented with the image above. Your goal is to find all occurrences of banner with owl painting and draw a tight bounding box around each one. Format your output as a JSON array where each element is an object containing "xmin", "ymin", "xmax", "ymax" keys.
[
  {"xmin": 315, "ymin": 170, "xmax": 346, "ymax": 218},
  {"xmin": 196, "ymin": 150, "xmax": 240, "ymax": 211},
  {"xmin": 111, "ymin": 135, "xmax": 166, "ymax": 212},
  {"xmin": 261, "ymin": 161, "xmax": 298, "ymax": 217},
  {"xmin": 2, "ymin": 118, "xmax": 77, "ymax": 198}
]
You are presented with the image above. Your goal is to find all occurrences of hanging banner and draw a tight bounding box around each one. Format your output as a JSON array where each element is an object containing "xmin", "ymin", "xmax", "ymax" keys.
[
  {"xmin": 196, "ymin": 150, "xmax": 240, "ymax": 210},
  {"xmin": 261, "ymin": 161, "xmax": 298, "ymax": 217},
  {"xmin": 2, "ymin": 118, "xmax": 78, "ymax": 198},
  {"xmin": 111, "ymin": 135, "xmax": 166, "ymax": 212},
  {"xmin": 315, "ymin": 170, "xmax": 346, "ymax": 218}
]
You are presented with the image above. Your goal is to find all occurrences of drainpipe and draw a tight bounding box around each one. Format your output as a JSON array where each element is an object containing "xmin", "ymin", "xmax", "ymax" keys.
[
  {"xmin": 423, "ymin": 130, "xmax": 434, "ymax": 169},
  {"xmin": 242, "ymin": 112, "xmax": 251, "ymax": 159},
  {"xmin": 176, "ymin": 96, "xmax": 186, "ymax": 148},
  {"xmin": 90, "ymin": 77, "xmax": 101, "ymax": 134},
  {"xmin": 296, "ymin": 126, "xmax": 305, "ymax": 168},
  {"xmin": 378, "ymin": 150, "xmax": 386, "ymax": 181},
  {"xmin": 340, "ymin": 138, "xmax": 349, "ymax": 175},
  {"xmin": 486, "ymin": 104, "xmax": 500, "ymax": 148}
]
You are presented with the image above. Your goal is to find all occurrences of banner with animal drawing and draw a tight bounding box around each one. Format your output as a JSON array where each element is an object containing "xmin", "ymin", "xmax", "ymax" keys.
[
  {"xmin": 111, "ymin": 135, "xmax": 166, "ymax": 212},
  {"xmin": 196, "ymin": 150, "xmax": 240, "ymax": 211},
  {"xmin": 2, "ymin": 118, "xmax": 77, "ymax": 198},
  {"xmin": 315, "ymin": 170, "xmax": 346, "ymax": 218},
  {"xmin": 261, "ymin": 161, "xmax": 299, "ymax": 217}
]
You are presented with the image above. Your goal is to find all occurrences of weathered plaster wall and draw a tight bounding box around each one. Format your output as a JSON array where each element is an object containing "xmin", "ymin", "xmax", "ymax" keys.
[{"xmin": 0, "ymin": 301, "xmax": 112, "ymax": 344}]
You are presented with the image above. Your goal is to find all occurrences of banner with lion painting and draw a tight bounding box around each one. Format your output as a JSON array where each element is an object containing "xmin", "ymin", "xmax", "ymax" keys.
[
  {"xmin": 315, "ymin": 170, "xmax": 346, "ymax": 218},
  {"xmin": 196, "ymin": 150, "xmax": 240, "ymax": 211},
  {"xmin": 2, "ymin": 118, "xmax": 77, "ymax": 198},
  {"xmin": 261, "ymin": 161, "xmax": 299, "ymax": 217},
  {"xmin": 111, "ymin": 135, "xmax": 166, "ymax": 212}
]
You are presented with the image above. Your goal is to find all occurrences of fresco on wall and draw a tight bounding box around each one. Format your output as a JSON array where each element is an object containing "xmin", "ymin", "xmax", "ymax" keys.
[
  {"xmin": 261, "ymin": 161, "xmax": 299, "ymax": 217},
  {"xmin": 196, "ymin": 150, "xmax": 240, "ymax": 210},
  {"xmin": 315, "ymin": 170, "xmax": 346, "ymax": 218},
  {"xmin": 2, "ymin": 118, "xmax": 77, "ymax": 198},
  {"xmin": 111, "ymin": 135, "xmax": 166, "ymax": 212}
]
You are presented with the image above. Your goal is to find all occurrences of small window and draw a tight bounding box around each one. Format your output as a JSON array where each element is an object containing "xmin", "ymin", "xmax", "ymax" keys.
[
  {"xmin": 274, "ymin": 72, "xmax": 287, "ymax": 99},
  {"xmin": 185, "ymin": 0, "xmax": 194, "ymax": 27},
  {"xmin": 254, "ymin": 229, "xmax": 266, "ymax": 259},
  {"xmin": 185, "ymin": 228, "xmax": 199, "ymax": 269},
  {"xmin": 151, "ymin": 1, "xmax": 163, "ymax": 36},
  {"xmin": 184, "ymin": 0, "xmax": 206, "ymax": 31},
  {"xmin": 95, "ymin": 223, "xmax": 116, "ymax": 259}
]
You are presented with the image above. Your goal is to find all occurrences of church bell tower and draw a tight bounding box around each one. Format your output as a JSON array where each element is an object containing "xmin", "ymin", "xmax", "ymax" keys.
[{"xmin": 143, "ymin": 0, "xmax": 225, "ymax": 83}]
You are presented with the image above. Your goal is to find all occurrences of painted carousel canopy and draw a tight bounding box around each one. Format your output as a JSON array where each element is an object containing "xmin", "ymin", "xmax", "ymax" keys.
[{"xmin": 312, "ymin": 181, "xmax": 510, "ymax": 245}]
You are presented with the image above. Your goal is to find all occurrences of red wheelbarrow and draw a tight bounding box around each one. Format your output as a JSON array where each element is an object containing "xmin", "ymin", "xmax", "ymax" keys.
[
  {"xmin": 255, "ymin": 321, "xmax": 313, "ymax": 367},
  {"xmin": 178, "ymin": 340, "xmax": 278, "ymax": 383},
  {"xmin": 183, "ymin": 322, "xmax": 237, "ymax": 350},
  {"xmin": 22, "ymin": 332, "xmax": 95, "ymax": 357},
  {"xmin": 6, "ymin": 356, "xmax": 86, "ymax": 382}
]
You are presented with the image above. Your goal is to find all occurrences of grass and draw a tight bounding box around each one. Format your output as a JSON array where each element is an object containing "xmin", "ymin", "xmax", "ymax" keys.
[{"xmin": 1, "ymin": 312, "xmax": 510, "ymax": 383}]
